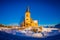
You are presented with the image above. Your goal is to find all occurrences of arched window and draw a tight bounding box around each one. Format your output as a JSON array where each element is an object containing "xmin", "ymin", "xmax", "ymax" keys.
[
  {"xmin": 26, "ymin": 14, "xmax": 28, "ymax": 17},
  {"xmin": 26, "ymin": 19, "xmax": 28, "ymax": 20}
]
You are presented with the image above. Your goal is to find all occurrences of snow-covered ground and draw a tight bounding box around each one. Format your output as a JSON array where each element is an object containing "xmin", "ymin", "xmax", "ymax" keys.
[{"xmin": 0, "ymin": 27, "xmax": 60, "ymax": 38}]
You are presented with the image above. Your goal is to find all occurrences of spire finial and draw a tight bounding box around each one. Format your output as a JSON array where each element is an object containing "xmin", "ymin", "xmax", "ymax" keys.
[
  {"xmin": 26, "ymin": 6, "xmax": 30, "ymax": 12},
  {"xmin": 28, "ymin": 6, "xmax": 29, "ymax": 12}
]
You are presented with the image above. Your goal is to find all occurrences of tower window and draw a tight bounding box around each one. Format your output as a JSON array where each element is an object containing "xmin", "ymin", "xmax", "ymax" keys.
[
  {"xmin": 26, "ymin": 19, "xmax": 28, "ymax": 20},
  {"xmin": 31, "ymin": 22, "xmax": 32, "ymax": 23},
  {"xmin": 26, "ymin": 15, "xmax": 28, "ymax": 17}
]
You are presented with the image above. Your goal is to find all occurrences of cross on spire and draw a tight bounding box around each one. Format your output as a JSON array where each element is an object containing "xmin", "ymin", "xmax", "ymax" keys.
[{"xmin": 26, "ymin": 6, "xmax": 30, "ymax": 12}]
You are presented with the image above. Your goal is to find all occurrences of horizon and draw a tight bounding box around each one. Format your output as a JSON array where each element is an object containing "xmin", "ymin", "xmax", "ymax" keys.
[
  {"xmin": 0, "ymin": 23, "xmax": 58, "ymax": 26},
  {"xmin": 0, "ymin": 0, "xmax": 60, "ymax": 26}
]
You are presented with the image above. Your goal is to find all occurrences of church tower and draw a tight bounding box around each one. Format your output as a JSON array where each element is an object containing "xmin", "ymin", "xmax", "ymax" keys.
[{"xmin": 25, "ymin": 7, "xmax": 31, "ymax": 27}]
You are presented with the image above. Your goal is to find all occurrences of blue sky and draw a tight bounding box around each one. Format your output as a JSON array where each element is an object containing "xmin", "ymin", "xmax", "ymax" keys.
[{"xmin": 0, "ymin": 0, "xmax": 60, "ymax": 26}]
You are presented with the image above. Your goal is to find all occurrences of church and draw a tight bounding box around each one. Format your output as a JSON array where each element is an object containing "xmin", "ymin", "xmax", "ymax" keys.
[{"xmin": 20, "ymin": 7, "xmax": 39, "ymax": 28}]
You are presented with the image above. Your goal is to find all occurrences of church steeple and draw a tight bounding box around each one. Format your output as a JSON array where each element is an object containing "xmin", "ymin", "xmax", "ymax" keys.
[{"xmin": 26, "ymin": 6, "xmax": 29, "ymax": 12}]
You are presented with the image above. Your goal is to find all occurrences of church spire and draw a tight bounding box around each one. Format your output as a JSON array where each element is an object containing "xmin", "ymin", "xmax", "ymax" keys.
[{"xmin": 26, "ymin": 6, "xmax": 29, "ymax": 12}]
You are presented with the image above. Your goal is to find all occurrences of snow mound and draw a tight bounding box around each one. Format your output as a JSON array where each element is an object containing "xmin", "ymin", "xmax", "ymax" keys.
[{"xmin": 32, "ymin": 33, "xmax": 43, "ymax": 38}]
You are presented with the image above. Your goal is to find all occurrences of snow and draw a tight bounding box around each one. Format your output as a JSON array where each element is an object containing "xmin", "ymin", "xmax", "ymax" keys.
[
  {"xmin": 32, "ymin": 33, "xmax": 43, "ymax": 38},
  {"xmin": 0, "ymin": 27, "xmax": 60, "ymax": 38}
]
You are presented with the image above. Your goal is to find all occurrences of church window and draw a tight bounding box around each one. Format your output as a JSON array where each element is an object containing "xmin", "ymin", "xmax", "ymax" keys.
[
  {"xmin": 26, "ymin": 15, "xmax": 28, "ymax": 17},
  {"xmin": 31, "ymin": 22, "xmax": 32, "ymax": 23},
  {"xmin": 26, "ymin": 19, "xmax": 28, "ymax": 20},
  {"xmin": 26, "ymin": 24, "xmax": 28, "ymax": 25}
]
